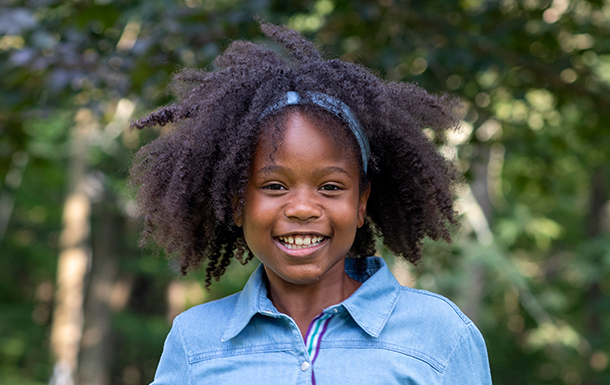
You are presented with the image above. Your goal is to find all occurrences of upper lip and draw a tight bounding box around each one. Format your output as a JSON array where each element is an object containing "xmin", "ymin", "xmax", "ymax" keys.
[{"xmin": 274, "ymin": 231, "xmax": 328, "ymax": 238}]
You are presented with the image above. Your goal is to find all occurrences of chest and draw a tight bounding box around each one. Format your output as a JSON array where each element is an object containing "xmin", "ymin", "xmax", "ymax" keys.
[{"xmin": 184, "ymin": 314, "xmax": 444, "ymax": 385}]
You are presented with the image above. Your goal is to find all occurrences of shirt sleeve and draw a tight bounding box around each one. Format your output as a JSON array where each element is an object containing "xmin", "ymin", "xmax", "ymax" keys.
[
  {"xmin": 150, "ymin": 315, "xmax": 189, "ymax": 385},
  {"xmin": 441, "ymin": 322, "xmax": 492, "ymax": 384}
]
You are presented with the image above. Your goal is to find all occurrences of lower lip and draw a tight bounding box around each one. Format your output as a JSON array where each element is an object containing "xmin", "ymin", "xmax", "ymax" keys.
[{"xmin": 275, "ymin": 238, "xmax": 328, "ymax": 257}]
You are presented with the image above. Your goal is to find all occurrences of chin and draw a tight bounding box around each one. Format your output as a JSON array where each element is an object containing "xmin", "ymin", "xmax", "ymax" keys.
[
  {"xmin": 277, "ymin": 268, "xmax": 325, "ymax": 286},
  {"xmin": 283, "ymin": 274, "xmax": 323, "ymax": 286}
]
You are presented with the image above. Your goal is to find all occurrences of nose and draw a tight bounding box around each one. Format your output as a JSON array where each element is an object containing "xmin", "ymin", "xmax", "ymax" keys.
[{"xmin": 284, "ymin": 191, "xmax": 322, "ymax": 222}]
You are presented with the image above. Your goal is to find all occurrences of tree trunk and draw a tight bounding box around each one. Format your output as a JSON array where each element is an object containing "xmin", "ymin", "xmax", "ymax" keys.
[
  {"xmin": 78, "ymin": 203, "xmax": 121, "ymax": 385},
  {"xmin": 50, "ymin": 108, "xmax": 96, "ymax": 385},
  {"xmin": 461, "ymin": 143, "xmax": 493, "ymax": 323}
]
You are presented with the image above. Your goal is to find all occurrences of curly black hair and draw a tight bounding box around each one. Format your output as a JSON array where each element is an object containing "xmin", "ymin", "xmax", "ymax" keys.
[{"xmin": 129, "ymin": 22, "xmax": 461, "ymax": 287}]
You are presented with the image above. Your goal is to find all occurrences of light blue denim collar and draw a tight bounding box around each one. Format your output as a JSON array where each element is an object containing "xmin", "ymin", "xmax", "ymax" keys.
[{"xmin": 221, "ymin": 256, "xmax": 401, "ymax": 341}]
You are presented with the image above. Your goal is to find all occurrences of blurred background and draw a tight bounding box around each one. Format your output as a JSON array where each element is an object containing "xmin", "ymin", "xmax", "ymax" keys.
[{"xmin": 1, "ymin": 0, "xmax": 609, "ymax": 384}]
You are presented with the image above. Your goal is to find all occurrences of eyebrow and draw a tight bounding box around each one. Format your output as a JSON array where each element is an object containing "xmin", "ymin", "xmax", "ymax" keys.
[{"xmin": 255, "ymin": 165, "xmax": 350, "ymax": 176}]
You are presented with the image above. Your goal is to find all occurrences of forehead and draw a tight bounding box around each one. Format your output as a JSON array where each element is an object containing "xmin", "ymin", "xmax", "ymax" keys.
[{"xmin": 255, "ymin": 108, "xmax": 360, "ymax": 167}]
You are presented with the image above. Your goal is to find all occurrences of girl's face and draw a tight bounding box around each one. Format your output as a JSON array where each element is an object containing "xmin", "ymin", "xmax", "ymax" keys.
[{"xmin": 236, "ymin": 112, "xmax": 369, "ymax": 288}]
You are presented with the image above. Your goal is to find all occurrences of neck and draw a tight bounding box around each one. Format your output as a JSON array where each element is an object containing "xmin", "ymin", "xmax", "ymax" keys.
[{"xmin": 264, "ymin": 262, "xmax": 361, "ymax": 339}]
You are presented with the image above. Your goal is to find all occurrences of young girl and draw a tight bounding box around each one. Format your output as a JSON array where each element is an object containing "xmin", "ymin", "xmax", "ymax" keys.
[{"xmin": 129, "ymin": 23, "xmax": 492, "ymax": 384}]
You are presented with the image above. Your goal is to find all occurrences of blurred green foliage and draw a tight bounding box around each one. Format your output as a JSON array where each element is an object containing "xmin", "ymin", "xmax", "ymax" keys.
[{"xmin": 1, "ymin": 0, "xmax": 610, "ymax": 384}]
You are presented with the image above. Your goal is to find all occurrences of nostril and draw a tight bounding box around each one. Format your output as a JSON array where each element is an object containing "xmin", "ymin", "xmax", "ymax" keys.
[{"xmin": 284, "ymin": 201, "xmax": 322, "ymax": 221}]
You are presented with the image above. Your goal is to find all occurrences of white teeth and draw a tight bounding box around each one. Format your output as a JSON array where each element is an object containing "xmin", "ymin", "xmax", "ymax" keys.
[{"xmin": 278, "ymin": 235, "xmax": 324, "ymax": 249}]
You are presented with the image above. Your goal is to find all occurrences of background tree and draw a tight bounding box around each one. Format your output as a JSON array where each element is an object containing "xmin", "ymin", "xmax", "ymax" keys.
[{"xmin": 0, "ymin": 0, "xmax": 608, "ymax": 384}]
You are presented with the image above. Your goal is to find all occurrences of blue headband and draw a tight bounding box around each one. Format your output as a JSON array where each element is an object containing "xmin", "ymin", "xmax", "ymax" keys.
[{"xmin": 259, "ymin": 91, "xmax": 370, "ymax": 173}]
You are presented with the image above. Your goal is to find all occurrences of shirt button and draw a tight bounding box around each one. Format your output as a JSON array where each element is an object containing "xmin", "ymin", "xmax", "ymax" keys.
[
  {"xmin": 300, "ymin": 362, "xmax": 310, "ymax": 371},
  {"xmin": 334, "ymin": 308, "xmax": 338, "ymax": 313}
]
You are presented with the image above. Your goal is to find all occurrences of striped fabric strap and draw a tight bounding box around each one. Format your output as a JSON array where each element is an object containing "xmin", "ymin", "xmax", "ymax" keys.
[{"xmin": 305, "ymin": 313, "xmax": 334, "ymax": 364}]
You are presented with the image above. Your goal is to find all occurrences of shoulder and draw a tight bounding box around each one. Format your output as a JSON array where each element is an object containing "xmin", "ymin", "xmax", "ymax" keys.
[
  {"xmin": 389, "ymin": 289, "xmax": 492, "ymax": 383},
  {"xmin": 397, "ymin": 286, "xmax": 472, "ymax": 326},
  {"xmin": 377, "ymin": 286, "xmax": 484, "ymax": 368},
  {"xmin": 391, "ymin": 286, "xmax": 474, "ymax": 338}
]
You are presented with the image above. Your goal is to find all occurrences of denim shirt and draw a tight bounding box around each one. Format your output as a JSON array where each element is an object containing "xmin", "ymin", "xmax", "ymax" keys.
[{"xmin": 151, "ymin": 257, "xmax": 492, "ymax": 384}]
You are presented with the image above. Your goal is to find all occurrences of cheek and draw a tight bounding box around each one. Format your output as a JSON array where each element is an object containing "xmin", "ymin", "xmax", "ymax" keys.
[
  {"xmin": 242, "ymin": 194, "xmax": 278, "ymax": 235},
  {"xmin": 334, "ymin": 197, "xmax": 362, "ymax": 231},
  {"xmin": 244, "ymin": 196, "xmax": 271, "ymax": 219}
]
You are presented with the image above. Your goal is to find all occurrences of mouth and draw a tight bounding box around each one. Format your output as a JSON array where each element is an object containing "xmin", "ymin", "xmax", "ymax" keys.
[{"xmin": 276, "ymin": 234, "xmax": 327, "ymax": 250}]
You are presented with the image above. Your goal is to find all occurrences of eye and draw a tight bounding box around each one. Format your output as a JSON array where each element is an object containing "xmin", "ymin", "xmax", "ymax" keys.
[
  {"xmin": 262, "ymin": 183, "xmax": 286, "ymax": 190},
  {"xmin": 320, "ymin": 184, "xmax": 342, "ymax": 191}
]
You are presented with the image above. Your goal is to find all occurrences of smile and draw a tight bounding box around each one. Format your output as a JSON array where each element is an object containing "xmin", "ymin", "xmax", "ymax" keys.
[{"xmin": 277, "ymin": 234, "xmax": 326, "ymax": 250}]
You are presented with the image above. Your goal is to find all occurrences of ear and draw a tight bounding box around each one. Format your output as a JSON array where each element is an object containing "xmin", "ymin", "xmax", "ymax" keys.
[
  {"xmin": 357, "ymin": 184, "xmax": 371, "ymax": 228},
  {"xmin": 234, "ymin": 213, "xmax": 242, "ymax": 227}
]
